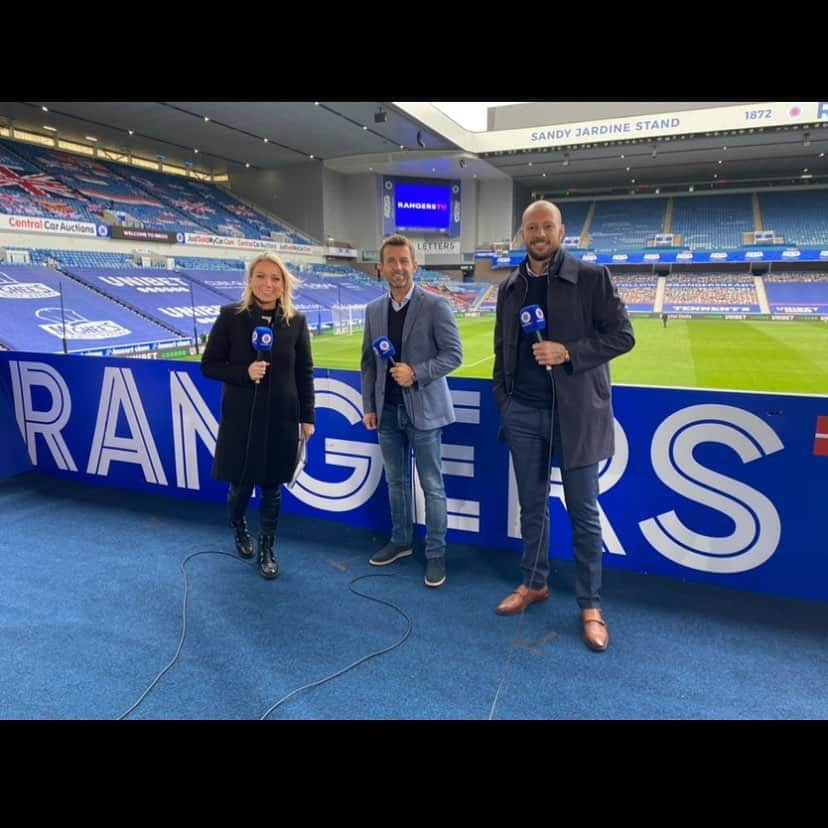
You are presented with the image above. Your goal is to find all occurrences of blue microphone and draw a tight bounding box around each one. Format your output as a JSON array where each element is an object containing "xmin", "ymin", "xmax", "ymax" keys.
[
  {"xmin": 372, "ymin": 336, "xmax": 397, "ymax": 366},
  {"xmin": 520, "ymin": 304, "xmax": 551, "ymax": 373},
  {"xmin": 251, "ymin": 326, "xmax": 274, "ymax": 384}
]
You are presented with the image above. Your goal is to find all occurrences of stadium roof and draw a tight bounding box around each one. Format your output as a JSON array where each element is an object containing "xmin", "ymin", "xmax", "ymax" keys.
[{"xmin": 1, "ymin": 100, "xmax": 826, "ymax": 197}]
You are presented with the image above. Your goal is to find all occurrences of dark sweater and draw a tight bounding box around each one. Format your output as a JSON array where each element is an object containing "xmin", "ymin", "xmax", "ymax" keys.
[
  {"xmin": 513, "ymin": 265, "xmax": 555, "ymax": 409},
  {"xmin": 384, "ymin": 299, "xmax": 410, "ymax": 406}
]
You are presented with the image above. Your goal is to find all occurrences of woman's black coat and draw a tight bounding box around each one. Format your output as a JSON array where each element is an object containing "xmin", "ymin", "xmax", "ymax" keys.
[{"xmin": 201, "ymin": 301, "xmax": 315, "ymax": 487}]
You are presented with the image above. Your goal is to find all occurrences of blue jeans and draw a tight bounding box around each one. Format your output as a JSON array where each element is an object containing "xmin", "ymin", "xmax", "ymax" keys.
[
  {"xmin": 378, "ymin": 403, "xmax": 447, "ymax": 560},
  {"xmin": 499, "ymin": 398, "xmax": 603, "ymax": 609}
]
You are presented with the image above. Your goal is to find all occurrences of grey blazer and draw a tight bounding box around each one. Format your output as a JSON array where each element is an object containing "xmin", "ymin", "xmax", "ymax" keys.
[{"xmin": 361, "ymin": 284, "xmax": 463, "ymax": 430}]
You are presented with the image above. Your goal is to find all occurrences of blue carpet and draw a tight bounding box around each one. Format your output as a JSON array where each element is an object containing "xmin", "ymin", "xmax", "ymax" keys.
[{"xmin": 1, "ymin": 472, "xmax": 826, "ymax": 719}]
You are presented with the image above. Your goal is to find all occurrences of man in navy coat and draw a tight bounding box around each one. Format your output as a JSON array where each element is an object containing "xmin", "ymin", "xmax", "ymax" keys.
[{"xmin": 493, "ymin": 201, "xmax": 634, "ymax": 651}]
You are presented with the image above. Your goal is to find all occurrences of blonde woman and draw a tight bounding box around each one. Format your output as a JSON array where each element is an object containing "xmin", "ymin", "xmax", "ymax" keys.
[{"xmin": 202, "ymin": 253, "xmax": 315, "ymax": 578}]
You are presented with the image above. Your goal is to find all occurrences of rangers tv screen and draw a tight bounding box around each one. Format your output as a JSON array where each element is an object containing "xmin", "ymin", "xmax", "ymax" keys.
[{"xmin": 394, "ymin": 180, "xmax": 451, "ymax": 232}]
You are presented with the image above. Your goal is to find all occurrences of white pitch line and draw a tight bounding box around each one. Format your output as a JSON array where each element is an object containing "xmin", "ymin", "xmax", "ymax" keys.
[{"xmin": 464, "ymin": 353, "xmax": 495, "ymax": 369}]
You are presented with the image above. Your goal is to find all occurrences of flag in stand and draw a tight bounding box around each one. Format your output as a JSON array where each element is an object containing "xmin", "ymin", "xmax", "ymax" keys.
[{"xmin": 0, "ymin": 167, "xmax": 76, "ymax": 199}]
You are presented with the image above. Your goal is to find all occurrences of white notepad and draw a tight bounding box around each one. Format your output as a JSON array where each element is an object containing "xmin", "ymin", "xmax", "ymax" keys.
[{"xmin": 287, "ymin": 437, "xmax": 307, "ymax": 489}]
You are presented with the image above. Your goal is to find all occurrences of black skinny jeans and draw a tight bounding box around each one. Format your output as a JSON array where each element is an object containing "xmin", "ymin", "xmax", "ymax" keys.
[{"xmin": 227, "ymin": 483, "xmax": 281, "ymax": 535}]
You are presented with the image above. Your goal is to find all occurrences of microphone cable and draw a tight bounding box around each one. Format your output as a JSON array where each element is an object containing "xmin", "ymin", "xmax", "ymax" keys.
[
  {"xmin": 488, "ymin": 318, "xmax": 557, "ymax": 721},
  {"xmin": 237, "ymin": 307, "xmax": 275, "ymax": 519},
  {"xmin": 258, "ymin": 573, "xmax": 412, "ymax": 720},
  {"xmin": 115, "ymin": 558, "xmax": 412, "ymax": 720},
  {"xmin": 116, "ymin": 548, "xmax": 246, "ymax": 720},
  {"xmin": 118, "ymin": 309, "xmax": 416, "ymax": 719},
  {"xmin": 236, "ymin": 374, "xmax": 261, "ymax": 493}
]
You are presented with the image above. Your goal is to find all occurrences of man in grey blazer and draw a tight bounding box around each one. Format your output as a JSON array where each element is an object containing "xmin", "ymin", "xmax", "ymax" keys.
[{"xmin": 361, "ymin": 234, "xmax": 463, "ymax": 587}]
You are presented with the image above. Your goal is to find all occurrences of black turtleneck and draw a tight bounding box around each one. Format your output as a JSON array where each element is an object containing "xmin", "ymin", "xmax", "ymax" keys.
[{"xmin": 254, "ymin": 299, "xmax": 283, "ymax": 329}]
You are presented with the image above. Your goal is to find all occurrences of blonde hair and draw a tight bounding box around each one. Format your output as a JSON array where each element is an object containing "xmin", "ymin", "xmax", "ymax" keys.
[{"xmin": 237, "ymin": 252, "xmax": 300, "ymax": 323}]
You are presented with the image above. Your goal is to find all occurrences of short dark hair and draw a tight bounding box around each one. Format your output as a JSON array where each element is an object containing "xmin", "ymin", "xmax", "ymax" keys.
[{"xmin": 379, "ymin": 233, "xmax": 416, "ymax": 264}]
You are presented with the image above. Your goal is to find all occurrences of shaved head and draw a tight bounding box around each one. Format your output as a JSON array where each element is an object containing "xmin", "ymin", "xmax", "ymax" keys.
[
  {"xmin": 522, "ymin": 199, "xmax": 561, "ymax": 226},
  {"xmin": 521, "ymin": 200, "xmax": 565, "ymax": 270}
]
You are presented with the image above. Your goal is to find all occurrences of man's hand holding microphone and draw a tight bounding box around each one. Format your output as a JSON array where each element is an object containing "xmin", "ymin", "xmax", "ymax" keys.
[
  {"xmin": 520, "ymin": 304, "xmax": 570, "ymax": 370},
  {"xmin": 372, "ymin": 335, "xmax": 416, "ymax": 386},
  {"xmin": 363, "ymin": 336, "xmax": 416, "ymax": 430}
]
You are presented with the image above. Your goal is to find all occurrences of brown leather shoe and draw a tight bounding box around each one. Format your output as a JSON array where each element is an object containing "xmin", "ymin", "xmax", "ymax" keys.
[
  {"xmin": 581, "ymin": 609, "xmax": 609, "ymax": 652},
  {"xmin": 495, "ymin": 584, "xmax": 549, "ymax": 616}
]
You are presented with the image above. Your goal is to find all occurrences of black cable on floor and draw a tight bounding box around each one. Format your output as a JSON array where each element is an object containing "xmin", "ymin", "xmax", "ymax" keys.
[
  {"xmin": 117, "ymin": 557, "xmax": 412, "ymax": 720},
  {"xmin": 117, "ymin": 549, "xmax": 245, "ymax": 720},
  {"xmin": 259, "ymin": 573, "xmax": 412, "ymax": 720}
]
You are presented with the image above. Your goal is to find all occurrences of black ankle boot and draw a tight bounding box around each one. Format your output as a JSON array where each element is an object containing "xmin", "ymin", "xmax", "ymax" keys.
[
  {"xmin": 231, "ymin": 518, "xmax": 254, "ymax": 559},
  {"xmin": 258, "ymin": 532, "xmax": 279, "ymax": 579}
]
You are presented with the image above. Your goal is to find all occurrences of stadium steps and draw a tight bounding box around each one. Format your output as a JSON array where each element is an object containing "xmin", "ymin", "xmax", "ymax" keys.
[
  {"xmin": 753, "ymin": 192, "xmax": 763, "ymax": 231},
  {"xmin": 754, "ymin": 276, "xmax": 770, "ymax": 314},
  {"xmin": 654, "ymin": 276, "xmax": 667, "ymax": 313},
  {"xmin": 581, "ymin": 201, "xmax": 597, "ymax": 248},
  {"xmin": 470, "ymin": 283, "xmax": 493, "ymax": 311}
]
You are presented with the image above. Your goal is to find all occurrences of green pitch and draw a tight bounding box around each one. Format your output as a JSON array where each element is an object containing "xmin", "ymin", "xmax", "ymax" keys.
[
  {"xmin": 306, "ymin": 316, "xmax": 828, "ymax": 394},
  {"xmin": 180, "ymin": 317, "xmax": 828, "ymax": 394}
]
